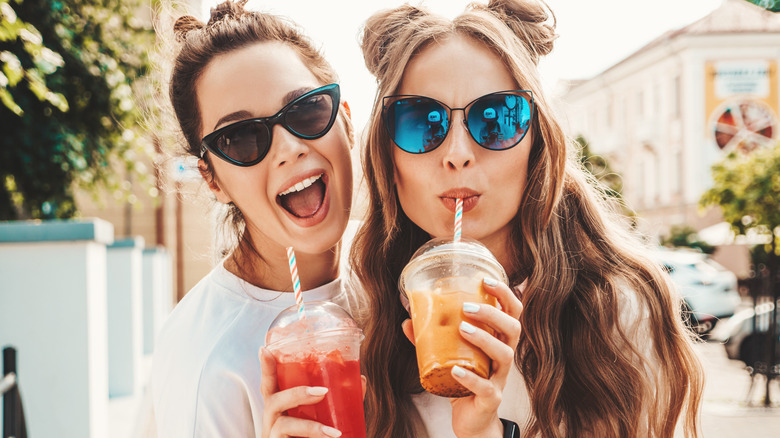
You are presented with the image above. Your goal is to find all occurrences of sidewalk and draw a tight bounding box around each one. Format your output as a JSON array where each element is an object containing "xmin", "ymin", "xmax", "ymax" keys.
[{"xmin": 696, "ymin": 341, "xmax": 780, "ymax": 436}]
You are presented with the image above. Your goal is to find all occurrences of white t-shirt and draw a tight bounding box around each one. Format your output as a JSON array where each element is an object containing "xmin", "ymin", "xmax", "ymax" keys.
[{"xmin": 150, "ymin": 262, "xmax": 362, "ymax": 437}]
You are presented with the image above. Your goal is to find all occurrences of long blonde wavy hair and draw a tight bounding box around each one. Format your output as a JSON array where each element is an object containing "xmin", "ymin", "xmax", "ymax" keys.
[{"xmin": 350, "ymin": 1, "xmax": 703, "ymax": 437}]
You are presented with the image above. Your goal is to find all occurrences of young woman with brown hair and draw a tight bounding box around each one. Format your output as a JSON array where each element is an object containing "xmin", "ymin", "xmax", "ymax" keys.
[
  {"xmin": 150, "ymin": 1, "xmax": 360, "ymax": 436},
  {"xmin": 351, "ymin": 0, "xmax": 703, "ymax": 437}
]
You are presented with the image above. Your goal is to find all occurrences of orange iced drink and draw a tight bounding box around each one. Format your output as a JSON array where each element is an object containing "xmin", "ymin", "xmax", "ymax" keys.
[
  {"xmin": 408, "ymin": 275, "xmax": 497, "ymax": 397},
  {"xmin": 400, "ymin": 237, "xmax": 508, "ymax": 398}
]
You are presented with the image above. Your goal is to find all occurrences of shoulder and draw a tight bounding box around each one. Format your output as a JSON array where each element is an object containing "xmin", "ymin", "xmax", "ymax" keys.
[
  {"xmin": 154, "ymin": 267, "xmax": 240, "ymax": 352},
  {"xmin": 151, "ymin": 267, "xmax": 274, "ymax": 436}
]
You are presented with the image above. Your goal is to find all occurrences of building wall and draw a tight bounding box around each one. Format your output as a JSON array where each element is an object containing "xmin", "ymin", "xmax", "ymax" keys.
[
  {"xmin": 562, "ymin": 31, "xmax": 780, "ymax": 243},
  {"xmin": 76, "ymin": 156, "xmax": 214, "ymax": 304}
]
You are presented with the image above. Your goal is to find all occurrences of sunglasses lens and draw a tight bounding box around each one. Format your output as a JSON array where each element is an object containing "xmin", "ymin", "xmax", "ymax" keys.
[
  {"xmin": 214, "ymin": 122, "xmax": 270, "ymax": 164},
  {"xmin": 467, "ymin": 93, "xmax": 532, "ymax": 150},
  {"xmin": 386, "ymin": 97, "xmax": 449, "ymax": 153},
  {"xmin": 286, "ymin": 92, "xmax": 337, "ymax": 137}
]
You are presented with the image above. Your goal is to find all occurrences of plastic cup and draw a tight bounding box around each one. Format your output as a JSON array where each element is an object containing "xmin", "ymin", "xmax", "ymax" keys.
[
  {"xmin": 399, "ymin": 237, "xmax": 509, "ymax": 397},
  {"xmin": 265, "ymin": 301, "xmax": 366, "ymax": 438}
]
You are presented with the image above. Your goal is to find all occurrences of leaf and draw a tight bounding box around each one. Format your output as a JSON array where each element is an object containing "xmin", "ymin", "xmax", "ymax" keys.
[{"xmin": 0, "ymin": 87, "xmax": 22, "ymax": 115}]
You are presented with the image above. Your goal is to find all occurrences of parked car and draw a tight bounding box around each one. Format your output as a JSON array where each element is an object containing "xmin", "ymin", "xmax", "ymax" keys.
[
  {"xmin": 654, "ymin": 248, "xmax": 742, "ymax": 335},
  {"xmin": 717, "ymin": 300, "xmax": 780, "ymax": 367}
]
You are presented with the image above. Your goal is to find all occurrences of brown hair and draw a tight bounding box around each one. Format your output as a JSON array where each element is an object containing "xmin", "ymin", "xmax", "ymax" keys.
[
  {"xmin": 351, "ymin": 1, "xmax": 702, "ymax": 437},
  {"xmin": 167, "ymin": 0, "xmax": 351, "ymax": 263}
]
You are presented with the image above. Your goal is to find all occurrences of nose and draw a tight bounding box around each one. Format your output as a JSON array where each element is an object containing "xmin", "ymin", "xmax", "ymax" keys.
[
  {"xmin": 270, "ymin": 124, "xmax": 309, "ymax": 167},
  {"xmin": 441, "ymin": 112, "xmax": 475, "ymax": 171}
]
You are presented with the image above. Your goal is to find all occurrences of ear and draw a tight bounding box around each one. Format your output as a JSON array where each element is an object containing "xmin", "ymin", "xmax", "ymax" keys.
[
  {"xmin": 198, "ymin": 158, "xmax": 232, "ymax": 204},
  {"xmin": 342, "ymin": 100, "xmax": 352, "ymax": 120},
  {"xmin": 401, "ymin": 318, "xmax": 416, "ymax": 346}
]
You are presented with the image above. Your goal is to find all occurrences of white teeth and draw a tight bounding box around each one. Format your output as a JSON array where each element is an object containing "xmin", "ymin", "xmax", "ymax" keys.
[{"xmin": 279, "ymin": 174, "xmax": 322, "ymax": 196}]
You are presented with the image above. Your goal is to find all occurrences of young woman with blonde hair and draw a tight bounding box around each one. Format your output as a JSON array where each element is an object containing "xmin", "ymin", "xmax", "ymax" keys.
[
  {"xmin": 351, "ymin": 0, "xmax": 703, "ymax": 436},
  {"xmin": 151, "ymin": 1, "xmax": 361, "ymax": 436}
]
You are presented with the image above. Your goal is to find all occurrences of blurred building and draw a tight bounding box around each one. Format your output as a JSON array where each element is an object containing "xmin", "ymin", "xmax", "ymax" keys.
[{"xmin": 560, "ymin": 0, "xmax": 780, "ymax": 276}]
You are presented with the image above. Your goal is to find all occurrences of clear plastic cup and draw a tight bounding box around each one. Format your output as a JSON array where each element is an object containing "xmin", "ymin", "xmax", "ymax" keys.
[
  {"xmin": 265, "ymin": 301, "xmax": 366, "ymax": 438},
  {"xmin": 399, "ymin": 237, "xmax": 509, "ymax": 397}
]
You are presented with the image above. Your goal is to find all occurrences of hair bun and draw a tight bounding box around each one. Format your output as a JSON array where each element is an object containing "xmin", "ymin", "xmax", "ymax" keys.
[
  {"xmin": 360, "ymin": 4, "xmax": 428, "ymax": 78},
  {"xmin": 173, "ymin": 15, "xmax": 205, "ymax": 42},
  {"xmin": 207, "ymin": 0, "xmax": 248, "ymax": 25},
  {"xmin": 486, "ymin": 0, "xmax": 557, "ymax": 62}
]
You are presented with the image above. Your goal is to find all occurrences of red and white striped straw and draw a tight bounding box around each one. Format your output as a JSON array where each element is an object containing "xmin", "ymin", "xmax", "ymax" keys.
[
  {"xmin": 286, "ymin": 246, "xmax": 305, "ymax": 320},
  {"xmin": 454, "ymin": 198, "xmax": 463, "ymax": 243}
]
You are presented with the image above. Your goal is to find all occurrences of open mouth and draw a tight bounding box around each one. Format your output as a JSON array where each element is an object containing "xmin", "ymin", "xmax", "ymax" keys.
[{"xmin": 277, "ymin": 173, "xmax": 326, "ymax": 218}]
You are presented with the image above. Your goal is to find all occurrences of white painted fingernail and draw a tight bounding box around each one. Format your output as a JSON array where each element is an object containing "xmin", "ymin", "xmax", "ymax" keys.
[
  {"xmin": 322, "ymin": 425, "xmax": 342, "ymax": 437},
  {"xmin": 463, "ymin": 302, "xmax": 480, "ymax": 313},
  {"xmin": 452, "ymin": 365, "xmax": 467, "ymax": 378},
  {"xmin": 307, "ymin": 386, "xmax": 328, "ymax": 396},
  {"xmin": 483, "ymin": 277, "xmax": 498, "ymax": 287},
  {"xmin": 460, "ymin": 321, "xmax": 477, "ymax": 334}
]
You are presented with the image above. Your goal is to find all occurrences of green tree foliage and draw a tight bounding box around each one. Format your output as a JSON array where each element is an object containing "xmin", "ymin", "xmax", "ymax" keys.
[
  {"xmin": 659, "ymin": 224, "xmax": 716, "ymax": 255},
  {"xmin": 700, "ymin": 144, "xmax": 780, "ymax": 271},
  {"xmin": 745, "ymin": 0, "xmax": 780, "ymax": 13},
  {"xmin": 0, "ymin": 0, "xmax": 67, "ymax": 116},
  {"xmin": 0, "ymin": 0, "xmax": 155, "ymax": 219}
]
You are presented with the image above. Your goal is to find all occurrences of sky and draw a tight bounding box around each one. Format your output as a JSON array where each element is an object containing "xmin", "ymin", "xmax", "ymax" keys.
[{"xmin": 199, "ymin": 0, "xmax": 725, "ymax": 131}]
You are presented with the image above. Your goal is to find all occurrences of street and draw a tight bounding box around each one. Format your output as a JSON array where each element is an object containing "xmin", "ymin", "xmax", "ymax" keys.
[{"xmin": 696, "ymin": 339, "xmax": 780, "ymax": 437}]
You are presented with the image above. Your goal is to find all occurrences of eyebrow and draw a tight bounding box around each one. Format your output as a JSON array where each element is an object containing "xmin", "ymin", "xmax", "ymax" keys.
[
  {"xmin": 212, "ymin": 87, "xmax": 316, "ymax": 131},
  {"xmin": 213, "ymin": 110, "xmax": 253, "ymax": 131}
]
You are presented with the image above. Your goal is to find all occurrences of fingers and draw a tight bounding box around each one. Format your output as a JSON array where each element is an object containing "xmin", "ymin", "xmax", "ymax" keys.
[
  {"xmin": 267, "ymin": 386, "xmax": 329, "ymax": 416},
  {"xmin": 450, "ymin": 364, "xmax": 501, "ymax": 407},
  {"xmin": 482, "ymin": 277, "xmax": 523, "ymax": 319},
  {"xmin": 461, "ymin": 302, "xmax": 522, "ymax": 349},
  {"xmin": 269, "ymin": 416, "xmax": 343, "ymax": 438},
  {"xmin": 259, "ymin": 348, "xmax": 279, "ymax": 399},
  {"xmin": 260, "ymin": 348, "xmax": 336, "ymax": 438},
  {"xmin": 458, "ymin": 319, "xmax": 516, "ymax": 384}
]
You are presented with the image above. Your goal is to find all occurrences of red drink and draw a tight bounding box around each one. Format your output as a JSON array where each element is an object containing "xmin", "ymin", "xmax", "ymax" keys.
[
  {"xmin": 266, "ymin": 302, "xmax": 366, "ymax": 438},
  {"xmin": 276, "ymin": 350, "xmax": 366, "ymax": 438}
]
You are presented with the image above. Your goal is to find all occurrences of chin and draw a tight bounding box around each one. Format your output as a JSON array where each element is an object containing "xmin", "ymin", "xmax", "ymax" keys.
[{"xmin": 291, "ymin": 219, "xmax": 346, "ymax": 256}]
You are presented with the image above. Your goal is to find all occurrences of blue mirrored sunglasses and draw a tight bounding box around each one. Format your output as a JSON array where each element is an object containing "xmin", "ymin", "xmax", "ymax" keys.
[{"xmin": 382, "ymin": 90, "xmax": 534, "ymax": 154}]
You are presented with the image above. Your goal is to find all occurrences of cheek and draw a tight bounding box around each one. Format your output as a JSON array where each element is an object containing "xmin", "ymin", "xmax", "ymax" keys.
[
  {"xmin": 392, "ymin": 154, "xmax": 419, "ymax": 192},
  {"xmin": 493, "ymin": 151, "xmax": 530, "ymax": 209},
  {"xmin": 393, "ymin": 156, "xmax": 433, "ymax": 219},
  {"xmin": 323, "ymin": 132, "xmax": 353, "ymax": 198}
]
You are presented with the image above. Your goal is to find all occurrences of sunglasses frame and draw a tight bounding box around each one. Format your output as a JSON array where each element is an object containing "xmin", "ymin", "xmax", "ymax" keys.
[
  {"xmin": 200, "ymin": 83, "xmax": 341, "ymax": 167},
  {"xmin": 382, "ymin": 89, "xmax": 534, "ymax": 154}
]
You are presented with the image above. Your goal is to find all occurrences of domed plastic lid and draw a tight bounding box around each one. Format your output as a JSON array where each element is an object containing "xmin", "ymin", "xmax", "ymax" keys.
[
  {"xmin": 411, "ymin": 237, "xmax": 504, "ymax": 263},
  {"xmin": 265, "ymin": 300, "xmax": 360, "ymax": 348},
  {"xmin": 403, "ymin": 236, "xmax": 507, "ymax": 277}
]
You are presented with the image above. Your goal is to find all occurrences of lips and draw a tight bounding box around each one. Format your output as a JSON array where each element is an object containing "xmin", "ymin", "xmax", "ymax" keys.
[{"xmin": 439, "ymin": 188, "xmax": 480, "ymax": 213}]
